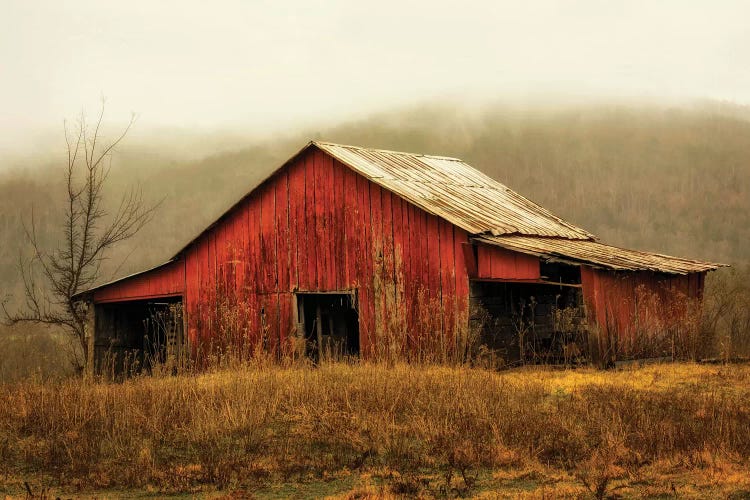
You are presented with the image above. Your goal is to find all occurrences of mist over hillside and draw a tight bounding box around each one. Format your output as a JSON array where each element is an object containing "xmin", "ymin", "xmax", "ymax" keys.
[{"xmin": 2, "ymin": 99, "xmax": 749, "ymax": 303}]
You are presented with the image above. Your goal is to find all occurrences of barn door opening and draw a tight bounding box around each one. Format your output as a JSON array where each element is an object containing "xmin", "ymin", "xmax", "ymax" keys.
[
  {"xmin": 142, "ymin": 301, "xmax": 184, "ymax": 371},
  {"xmin": 94, "ymin": 297, "xmax": 184, "ymax": 377},
  {"xmin": 296, "ymin": 293, "xmax": 359, "ymax": 362},
  {"xmin": 470, "ymin": 281, "xmax": 587, "ymax": 366}
]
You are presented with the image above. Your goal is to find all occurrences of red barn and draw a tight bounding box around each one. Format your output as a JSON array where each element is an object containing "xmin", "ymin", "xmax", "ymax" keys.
[{"xmin": 75, "ymin": 141, "xmax": 722, "ymax": 372}]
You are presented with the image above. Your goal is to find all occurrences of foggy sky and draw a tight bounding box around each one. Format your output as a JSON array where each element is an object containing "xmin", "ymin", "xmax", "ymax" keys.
[{"xmin": 2, "ymin": 0, "xmax": 749, "ymax": 160}]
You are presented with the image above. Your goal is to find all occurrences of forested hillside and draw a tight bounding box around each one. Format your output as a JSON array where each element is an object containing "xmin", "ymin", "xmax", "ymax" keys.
[{"xmin": 2, "ymin": 100, "xmax": 749, "ymax": 302}]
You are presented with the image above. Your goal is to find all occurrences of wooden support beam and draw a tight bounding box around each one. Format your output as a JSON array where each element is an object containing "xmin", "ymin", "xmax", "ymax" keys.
[
  {"xmin": 316, "ymin": 303, "xmax": 323, "ymax": 362},
  {"xmin": 462, "ymin": 242, "xmax": 478, "ymax": 279},
  {"xmin": 84, "ymin": 300, "xmax": 95, "ymax": 381}
]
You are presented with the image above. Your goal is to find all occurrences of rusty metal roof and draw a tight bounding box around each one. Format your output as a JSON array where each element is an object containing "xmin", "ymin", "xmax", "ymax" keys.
[
  {"xmin": 314, "ymin": 141, "xmax": 594, "ymax": 239},
  {"xmin": 475, "ymin": 235, "xmax": 724, "ymax": 274},
  {"xmin": 162, "ymin": 140, "xmax": 719, "ymax": 276},
  {"xmin": 317, "ymin": 142, "xmax": 724, "ymax": 274}
]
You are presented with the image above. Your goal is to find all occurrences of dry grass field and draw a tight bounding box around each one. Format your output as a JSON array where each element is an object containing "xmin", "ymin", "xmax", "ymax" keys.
[{"xmin": 1, "ymin": 362, "xmax": 750, "ymax": 499}]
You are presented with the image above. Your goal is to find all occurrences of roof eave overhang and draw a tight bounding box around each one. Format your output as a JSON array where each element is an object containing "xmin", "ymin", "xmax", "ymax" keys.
[{"xmin": 471, "ymin": 235, "xmax": 727, "ymax": 275}]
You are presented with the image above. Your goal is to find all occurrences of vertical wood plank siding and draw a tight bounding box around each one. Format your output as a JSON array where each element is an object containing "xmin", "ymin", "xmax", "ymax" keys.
[
  {"xmin": 91, "ymin": 145, "xmax": 708, "ymax": 362},
  {"xmin": 581, "ymin": 267, "xmax": 706, "ymax": 359},
  {"xmin": 92, "ymin": 260, "xmax": 185, "ymax": 303},
  {"xmin": 95, "ymin": 148, "xmax": 472, "ymax": 358},
  {"xmin": 476, "ymin": 244, "xmax": 540, "ymax": 280}
]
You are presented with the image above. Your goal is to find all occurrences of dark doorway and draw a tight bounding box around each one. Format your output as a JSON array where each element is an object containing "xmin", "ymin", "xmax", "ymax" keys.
[
  {"xmin": 94, "ymin": 297, "xmax": 183, "ymax": 377},
  {"xmin": 296, "ymin": 293, "xmax": 359, "ymax": 361},
  {"xmin": 470, "ymin": 281, "xmax": 587, "ymax": 366}
]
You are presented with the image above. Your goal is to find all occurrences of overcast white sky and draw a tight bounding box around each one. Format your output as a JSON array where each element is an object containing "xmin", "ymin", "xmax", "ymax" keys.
[{"xmin": 2, "ymin": 0, "xmax": 749, "ymax": 159}]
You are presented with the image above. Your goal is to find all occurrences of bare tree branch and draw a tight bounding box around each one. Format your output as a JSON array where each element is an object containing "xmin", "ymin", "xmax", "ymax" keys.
[{"xmin": 2, "ymin": 103, "xmax": 156, "ymax": 374}]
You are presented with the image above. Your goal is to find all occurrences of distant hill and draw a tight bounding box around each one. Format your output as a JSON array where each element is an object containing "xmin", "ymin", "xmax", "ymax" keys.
[{"xmin": 2, "ymin": 99, "xmax": 749, "ymax": 302}]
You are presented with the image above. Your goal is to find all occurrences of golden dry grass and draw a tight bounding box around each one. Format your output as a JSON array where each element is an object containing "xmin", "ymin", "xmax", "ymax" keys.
[{"xmin": 2, "ymin": 362, "xmax": 750, "ymax": 498}]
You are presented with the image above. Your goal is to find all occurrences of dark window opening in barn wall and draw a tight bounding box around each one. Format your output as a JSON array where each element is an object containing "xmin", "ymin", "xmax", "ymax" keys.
[
  {"xmin": 296, "ymin": 293, "xmax": 359, "ymax": 362},
  {"xmin": 540, "ymin": 261, "xmax": 582, "ymax": 285},
  {"xmin": 94, "ymin": 297, "xmax": 184, "ymax": 377},
  {"xmin": 470, "ymin": 280, "xmax": 587, "ymax": 366}
]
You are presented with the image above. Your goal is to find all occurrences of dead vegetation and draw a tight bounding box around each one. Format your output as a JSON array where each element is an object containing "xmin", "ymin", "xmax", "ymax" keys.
[{"xmin": 1, "ymin": 362, "xmax": 750, "ymax": 497}]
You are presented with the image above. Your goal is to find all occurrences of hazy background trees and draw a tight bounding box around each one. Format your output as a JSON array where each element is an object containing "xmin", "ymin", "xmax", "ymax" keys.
[{"xmin": 1, "ymin": 98, "xmax": 749, "ymax": 378}]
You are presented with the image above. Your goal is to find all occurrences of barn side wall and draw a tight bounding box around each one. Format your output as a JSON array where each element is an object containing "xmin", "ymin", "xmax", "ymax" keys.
[
  {"xmin": 92, "ymin": 260, "xmax": 186, "ymax": 303},
  {"xmin": 476, "ymin": 245, "xmax": 540, "ymax": 280},
  {"xmin": 182, "ymin": 148, "xmax": 471, "ymax": 360},
  {"xmin": 581, "ymin": 267, "xmax": 705, "ymax": 362}
]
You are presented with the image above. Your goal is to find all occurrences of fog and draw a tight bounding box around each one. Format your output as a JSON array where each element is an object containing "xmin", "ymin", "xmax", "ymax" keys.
[
  {"xmin": 2, "ymin": 2, "xmax": 750, "ymax": 384},
  {"xmin": 2, "ymin": 1, "xmax": 750, "ymax": 162}
]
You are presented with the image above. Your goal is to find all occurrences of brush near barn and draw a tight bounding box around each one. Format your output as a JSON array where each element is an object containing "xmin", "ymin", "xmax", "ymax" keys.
[{"xmin": 73, "ymin": 141, "xmax": 723, "ymax": 374}]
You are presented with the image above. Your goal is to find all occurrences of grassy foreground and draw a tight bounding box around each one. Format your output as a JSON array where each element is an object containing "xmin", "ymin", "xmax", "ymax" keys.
[{"xmin": 2, "ymin": 363, "xmax": 750, "ymax": 499}]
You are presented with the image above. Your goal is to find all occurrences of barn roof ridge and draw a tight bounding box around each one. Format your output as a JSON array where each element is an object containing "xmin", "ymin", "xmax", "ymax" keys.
[{"xmin": 311, "ymin": 140, "xmax": 464, "ymax": 161}]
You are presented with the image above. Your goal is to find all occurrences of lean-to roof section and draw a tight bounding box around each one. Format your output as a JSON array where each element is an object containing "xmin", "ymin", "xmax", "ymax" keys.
[{"xmin": 476, "ymin": 235, "xmax": 724, "ymax": 274}]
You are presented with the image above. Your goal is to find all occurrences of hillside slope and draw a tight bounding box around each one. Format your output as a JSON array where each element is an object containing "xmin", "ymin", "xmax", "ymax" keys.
[{"xmin": 2, "ymin": 100, "xmax": 749, "ymax": 299}]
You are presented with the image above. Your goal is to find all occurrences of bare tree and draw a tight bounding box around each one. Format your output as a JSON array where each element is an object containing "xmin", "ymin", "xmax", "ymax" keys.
[{"xmin": 2, "ymin": 101, "xmax": 159, "ymax": 373}]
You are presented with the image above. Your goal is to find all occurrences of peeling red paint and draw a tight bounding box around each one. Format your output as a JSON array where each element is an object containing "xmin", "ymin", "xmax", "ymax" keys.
[
  {"xmin": 88, "ymin": 143, "xmax": 709, "ymax": 362},
  {"xmin": 91, "ymin": 148, "xmax": 471, "ymax": 358}
]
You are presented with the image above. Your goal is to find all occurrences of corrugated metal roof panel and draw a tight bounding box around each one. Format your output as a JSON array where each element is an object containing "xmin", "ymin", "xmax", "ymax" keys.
[
  {"xmin": 475, "ymin": 235, "xmax": 724, "ymax": 274},
  {"xmin": 314, "ymin": 141, "xmax": 594, "ymax": 239}
]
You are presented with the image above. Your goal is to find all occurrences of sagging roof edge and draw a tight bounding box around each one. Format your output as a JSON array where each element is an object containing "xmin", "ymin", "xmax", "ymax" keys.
[{"xmin": 473, "ymin": 235, "xmax": 727, "ymax": 275}]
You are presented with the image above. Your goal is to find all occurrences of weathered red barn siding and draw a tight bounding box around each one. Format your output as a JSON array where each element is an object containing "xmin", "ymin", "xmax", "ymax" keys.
[
  {"xmin": 476, "ymin": 244, "xmax": 540, "ymax": 280},
  {"xmin": 85, "ymin": 141, "xmax": 718, "ymax": 365},
  {"xmin": 580, "ymin": 266, "xmax": 705, "ymax": 357},
  {"xmin": 92, "ymin": 260, "xmax": 185, "ymax": 303},
  {"xmin": 177, "ymin": 148, "xmax": 470, "ymax": 358}
]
